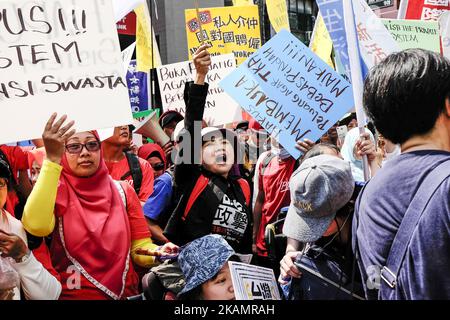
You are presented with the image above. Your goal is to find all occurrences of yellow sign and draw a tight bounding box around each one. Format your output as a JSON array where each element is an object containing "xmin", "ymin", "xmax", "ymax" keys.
[
  {"xmin": 309, "ymin": 12, "xmax": 334, "ymax": 68},
  {"xmin": 266, "ymin": 0, "xmax": 290, "ymax": 33},
  {"xmin": 135, "ymin": 3, "xmax": 161, "ymax": 72},
  {"xmin": 232, "ymin": 0, "xmax": 254, "ymax": 5},
  {"xmin": 185, "ymin": 5, "xmax": 261, "ymax": 66}
]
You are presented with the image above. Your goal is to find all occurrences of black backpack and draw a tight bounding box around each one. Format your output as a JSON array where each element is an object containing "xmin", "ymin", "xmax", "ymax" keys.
[{"xmin": 121, "ymin": 152, "xmax": 143, "ymax": 195}]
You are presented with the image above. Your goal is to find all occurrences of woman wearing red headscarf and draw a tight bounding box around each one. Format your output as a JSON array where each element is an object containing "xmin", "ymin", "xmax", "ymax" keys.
[
  {"xmin": 139, "ymin": 144, "xmax": 173, "ymax": 244},
  {"xmin": 22, "ymin": 114, "xmax": 178, "ymax": 300}
]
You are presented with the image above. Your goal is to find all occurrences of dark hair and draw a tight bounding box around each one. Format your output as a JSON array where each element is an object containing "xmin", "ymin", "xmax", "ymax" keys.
[
  {"xmin": 302, "ymin": 143, "xmax": 340, "ymax": 161},
  {"xmin": 363, "ymin": 48, "xmax": 450, "ymax": 144},
  {"xmin": 178, "ymin": 255, "xmax": 240, "ymax": 301}
]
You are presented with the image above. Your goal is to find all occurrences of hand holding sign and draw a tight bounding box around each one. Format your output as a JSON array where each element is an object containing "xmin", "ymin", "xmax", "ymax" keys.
[
  {"xmin": 42, "ymin": 113, "xmax": 76, "ymax": 165},
  {"xmin": 193, "ymin": 44, "xmax": 212, "ymax": 85}
]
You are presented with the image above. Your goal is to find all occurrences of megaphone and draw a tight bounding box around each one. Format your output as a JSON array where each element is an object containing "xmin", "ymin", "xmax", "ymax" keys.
[{"xmin": 133, "ymin": 110, "xmax": 171, "ymax": 147}]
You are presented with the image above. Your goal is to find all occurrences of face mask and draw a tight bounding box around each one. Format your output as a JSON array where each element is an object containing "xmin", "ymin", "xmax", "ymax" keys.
[{"xmin": 271, "ymin": 143, "xmax": 291, "ymax": 160}]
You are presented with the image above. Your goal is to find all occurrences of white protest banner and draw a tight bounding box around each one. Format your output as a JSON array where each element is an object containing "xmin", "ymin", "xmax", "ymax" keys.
[
  {"xmin": 351, "ymin": 0, "xmax": 401, "ymax": 69},
  {"xmin": 157, "ymin": 53, "xmax": 242, "ymax": 126},
  {"xmin": 229, "ymin": 261, "xmax": 281, "ymax": 300},
  {"xmin": 0, "ymin": 0, "xmax": 133, "ymax": 145},
  {"xmin": 220, "ymin": 30, "xmax": 354, "ymax": 159},
  {"xmin": 112, "ymin": 0, "xmax": 144, "ymax": 22},
  {"xmin": 122, "ymin": 42, "xmax": 136, "ymax": 76}
]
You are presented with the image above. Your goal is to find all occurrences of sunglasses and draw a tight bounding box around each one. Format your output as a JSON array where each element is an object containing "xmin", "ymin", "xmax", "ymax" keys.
[
  {"xmin": 65, "ymin": 141, "xmax": 101, "ymax": 154},
  {"xmin": 151, "ymin": 162, "xmax": 165, "ymax": 171}
]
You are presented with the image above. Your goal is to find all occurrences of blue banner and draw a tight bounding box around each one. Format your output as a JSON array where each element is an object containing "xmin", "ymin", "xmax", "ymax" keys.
[
  {"xmin": 220, "ymin": 30, "xmax": 354, "ymax": 159},
  {"xmin": 126, "ymin": 60, "xmax": 149, "ymax": 116}
]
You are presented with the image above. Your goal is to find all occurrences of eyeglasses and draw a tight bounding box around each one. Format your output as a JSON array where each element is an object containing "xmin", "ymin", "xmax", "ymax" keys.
[
  {"xmin": 151, "ymin": 163, "xmax": 165, "ymax": 171},
  {"xmin": 65, "ymin": 141, "xmax": 101, "ymax": 154},
  {"xmin": 0, "ymin": 179, "xmax": 7, "ymax": 189}
]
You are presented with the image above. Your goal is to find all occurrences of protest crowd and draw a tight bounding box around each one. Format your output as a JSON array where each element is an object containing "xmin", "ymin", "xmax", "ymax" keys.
[{"xmin": 0, "ymin": 0, "xmax": 449, "ymax": 301}]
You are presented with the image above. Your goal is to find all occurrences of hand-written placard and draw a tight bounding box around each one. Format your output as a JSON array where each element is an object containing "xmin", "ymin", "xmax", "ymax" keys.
[
  {"xmin": 220, "ymin": 30, "xmax": 354, "ymax": 159},
  {"xmin": 185, "ymin": 5, "xmax": 261, "ymax": 66},
  {"xmin": 229, "ymin": 261, "xmax": 281, "ymax": 300},
  {"xmin": 382, "ymin": 19, "xmax": 440, "ymax": 52},
  {"xmin": 0, "ymin": 0, "xmax": 132, "ymax": 144},
  {"xmin": 156, "ymin": 54, "xmax": 242, "ymax": 126}
]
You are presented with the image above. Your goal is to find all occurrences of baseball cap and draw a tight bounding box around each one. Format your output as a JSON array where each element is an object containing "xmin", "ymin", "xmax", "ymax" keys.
[
  {"xmin": 282, "ymin": 154, "xmax": 355, "ymax": 243},
  {"xmin": 159, "ymin": 110, "xmax": 184, "ymax": 129},
  {"xmin": 178, "ymin": 235, "xmax": 235, "ymax": 295}
]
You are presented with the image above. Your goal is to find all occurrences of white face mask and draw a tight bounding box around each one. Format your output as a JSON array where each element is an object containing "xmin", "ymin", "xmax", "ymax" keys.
[{"xmin": 271, "ymin": 142, "xmax": 291, "ymax": 160}]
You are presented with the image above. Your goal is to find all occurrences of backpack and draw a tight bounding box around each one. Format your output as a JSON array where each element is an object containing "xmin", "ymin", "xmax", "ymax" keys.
[
  {"xmin": 181, "ymin": 174, "xmax": 251, "ymax": 222},
  {"xmin": 120, "ymin": 152, "xmax": 143, "ymax": 195}
]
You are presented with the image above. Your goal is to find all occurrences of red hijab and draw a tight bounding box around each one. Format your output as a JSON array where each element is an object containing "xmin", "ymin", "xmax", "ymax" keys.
[
  {"xmin": 55, "ymin": 132, "xmax": 131, "ymax": 299},
  {"xmin": 27, "ymin": 147, "xmax": 46, "ymax": 168},
  {"xmin": 138, "ymin": 143, "xmax": 166, "ymax": 169}
]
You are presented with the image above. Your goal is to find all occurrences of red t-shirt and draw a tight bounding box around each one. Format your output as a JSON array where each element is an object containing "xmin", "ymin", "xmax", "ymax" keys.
[
  {"xmin": 256, "ymin": 156, "xmax": 296, "ymax": 256},
  {"xmin": 0, "ymin": 145, "xmax": 29, "ymax": 215},
  {"xmin": 105, "ymin": 156, "xmax": 154, "ymax": 202},
  {"xmin": 50, "ymin": 182, "xmax": 151, "ymax": 300}
]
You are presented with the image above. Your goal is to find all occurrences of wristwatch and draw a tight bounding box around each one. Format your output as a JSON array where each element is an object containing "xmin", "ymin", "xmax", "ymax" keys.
[{"xmin": 14, "ymin": 250, "xmax": 31, "ymax": 264}]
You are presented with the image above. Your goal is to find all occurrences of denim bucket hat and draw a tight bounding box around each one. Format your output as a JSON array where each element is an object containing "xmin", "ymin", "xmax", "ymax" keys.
[{"xmin": 178, "ymin": 235, "xmax": 235, "ymax": 295}]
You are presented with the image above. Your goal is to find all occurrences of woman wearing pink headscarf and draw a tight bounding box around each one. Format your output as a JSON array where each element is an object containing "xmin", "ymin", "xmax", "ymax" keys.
[{"xmin": 22, "ymin": 114, "xmax": 178, "ymax": 300}]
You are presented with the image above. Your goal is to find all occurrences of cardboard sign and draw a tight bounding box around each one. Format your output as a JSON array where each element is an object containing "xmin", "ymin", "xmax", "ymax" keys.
[
  {"xmin": 220, "ymin": 30, "xmax": 354, "ymax": 159},
  {"xmin": 229, "ymin": 261, "xmax": 281, "ymax": 300},
  {"xmin": 157, "ymin": 53, "xmax": 242, "ymax": 126},
  {"xmin": 382, "ymin": 19, "xmax": 440, "ymax": 52},
  {"xmin": 0, "ymin": 0, "xmax": 132, "ymax": 145},
  {"xmin": 185, "ymin": 5, "xmax": 261, "ymax": 66},
  {"xmin": 126, "ymin": 60, "xmax": 149, "ymax": 118}
]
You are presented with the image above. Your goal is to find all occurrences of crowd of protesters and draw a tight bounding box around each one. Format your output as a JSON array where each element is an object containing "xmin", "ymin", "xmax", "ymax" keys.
[{"xmin": 0, "ymin": 45, "xmax": 449, "ymax": 300}]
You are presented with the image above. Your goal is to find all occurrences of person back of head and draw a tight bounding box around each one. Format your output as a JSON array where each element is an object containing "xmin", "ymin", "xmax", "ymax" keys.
[{"xmin": 363, "ymin": 49, "xmax": 450, "ymax": 145}]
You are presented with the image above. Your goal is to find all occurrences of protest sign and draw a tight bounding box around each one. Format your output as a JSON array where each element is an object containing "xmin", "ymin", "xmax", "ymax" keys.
[
  {"xmin": 220, "ymin": 30, "xmax": 354, "ymax": 159},
  {"xmin": 122, "ymin": 42, "xmax": 136, "ymax": 76},
  {"xmin": 157, "ymin": 53, "xmax": 242, "ymax": 126},
  {"xmin": 382, "ymin": 19, "xmax": 440, "ymax": 52},
  {"xmin": 126, "ymin": 60, "xmax": 150, "ymax": 118},
  {"xmin": 185, "ymin": 5, "xmax": 261, "ymax": 66},
  {"xmin": 439, "ymin": 11, "xmax": 450, "ymax": 59},
  {"xmin": 117, "ymin": 11, "xmax": 137, "ymax": 35},
  {"xmin": 233, "ymin": 0, "xmax": 254, "ymax": 5},
  {"xmin": 229, "ymin": 261, "xmax": 281, "ymax": 300},
  {"xmin": 0, "ymin": 0, "xmax": 133, "ymax": 145},
  {"xmin": 398, "ymin": 0, "xmax": 450, "ymax": 21},
  {"xmin": 266, "ymin": 0, "xmax": 290, "ymax": 33}
]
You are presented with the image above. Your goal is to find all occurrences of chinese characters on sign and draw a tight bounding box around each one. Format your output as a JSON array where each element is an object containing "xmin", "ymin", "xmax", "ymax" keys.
[
  {"xmin": 126, "ymin": 60, "xmax": 149, "ymax": 116},
  {"xmin": 185, "ymin": 5, "xmax": 261, "ymax": 66},
  {"xmin": 403, "ymin": 0, "xmax": 450, "ymax": 21}
]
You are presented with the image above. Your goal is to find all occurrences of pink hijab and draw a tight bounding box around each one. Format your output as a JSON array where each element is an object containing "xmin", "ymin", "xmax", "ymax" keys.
[{"xmin": 55, "ymin": 132, "xmax": 131, "ymax": 299}]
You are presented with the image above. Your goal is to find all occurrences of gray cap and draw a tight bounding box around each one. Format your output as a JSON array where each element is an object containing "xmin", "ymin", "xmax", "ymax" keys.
[{"xmin": 283, "ymin": 154, "xmax": 355, "ymax": 243}]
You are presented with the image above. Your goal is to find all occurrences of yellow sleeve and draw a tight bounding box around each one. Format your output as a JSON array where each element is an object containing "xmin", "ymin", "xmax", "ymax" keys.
[
  {"xmin": 131, "ymin": 238, "xmax": 160, "ymax": 268},
  {"xmin": 22, "ymin": 160, "xmax": 61, "ymax": 237}
]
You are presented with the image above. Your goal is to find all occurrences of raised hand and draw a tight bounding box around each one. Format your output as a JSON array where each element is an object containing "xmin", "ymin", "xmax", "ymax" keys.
[
  {"xmin": 42, "ymin": 113, "xmax": 75, "ymax": 164},
  {"xmin": 193, "ymin": 44, "xmax": 212, "ymax": 85},
  {"xmin": 295, "ymin": 138, "xmax": 315, "ymax": 154}
]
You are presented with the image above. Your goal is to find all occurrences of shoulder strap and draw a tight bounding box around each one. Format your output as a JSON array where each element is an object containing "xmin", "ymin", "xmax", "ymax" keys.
[
  {"xmin": 123, "ymin": 152, "xmax": 143, "ymax": 195},
  {"xmin": 182, "ymin": 175, "xmax": 210, "ymax": 221},
  {"xmin": 260, "ymin": 152, "xmax": 276, "ymax": 176},
  {"xmin": 113, "ymin": 180, "xmax": 127, "ymax": 208},
  {"xmin": 380, "ymin": 159, "xmax": 450, "ymax": 293},
  {"xmin": 237, "ymin": 178, "xmax": 251, "ymax": 206}
]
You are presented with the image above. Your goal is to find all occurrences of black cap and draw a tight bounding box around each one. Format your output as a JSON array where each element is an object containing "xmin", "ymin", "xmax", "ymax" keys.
[
  {"xmin": 235, "ymin": 121, "xmax": 249, "ymax": 131},
  {"xmin": 0, "ymin": 159, "xmax": 11, "ymax": 181},
  {"xmin": 159, "ymin": 111, "xmax": 184, "ymax": 129}
]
